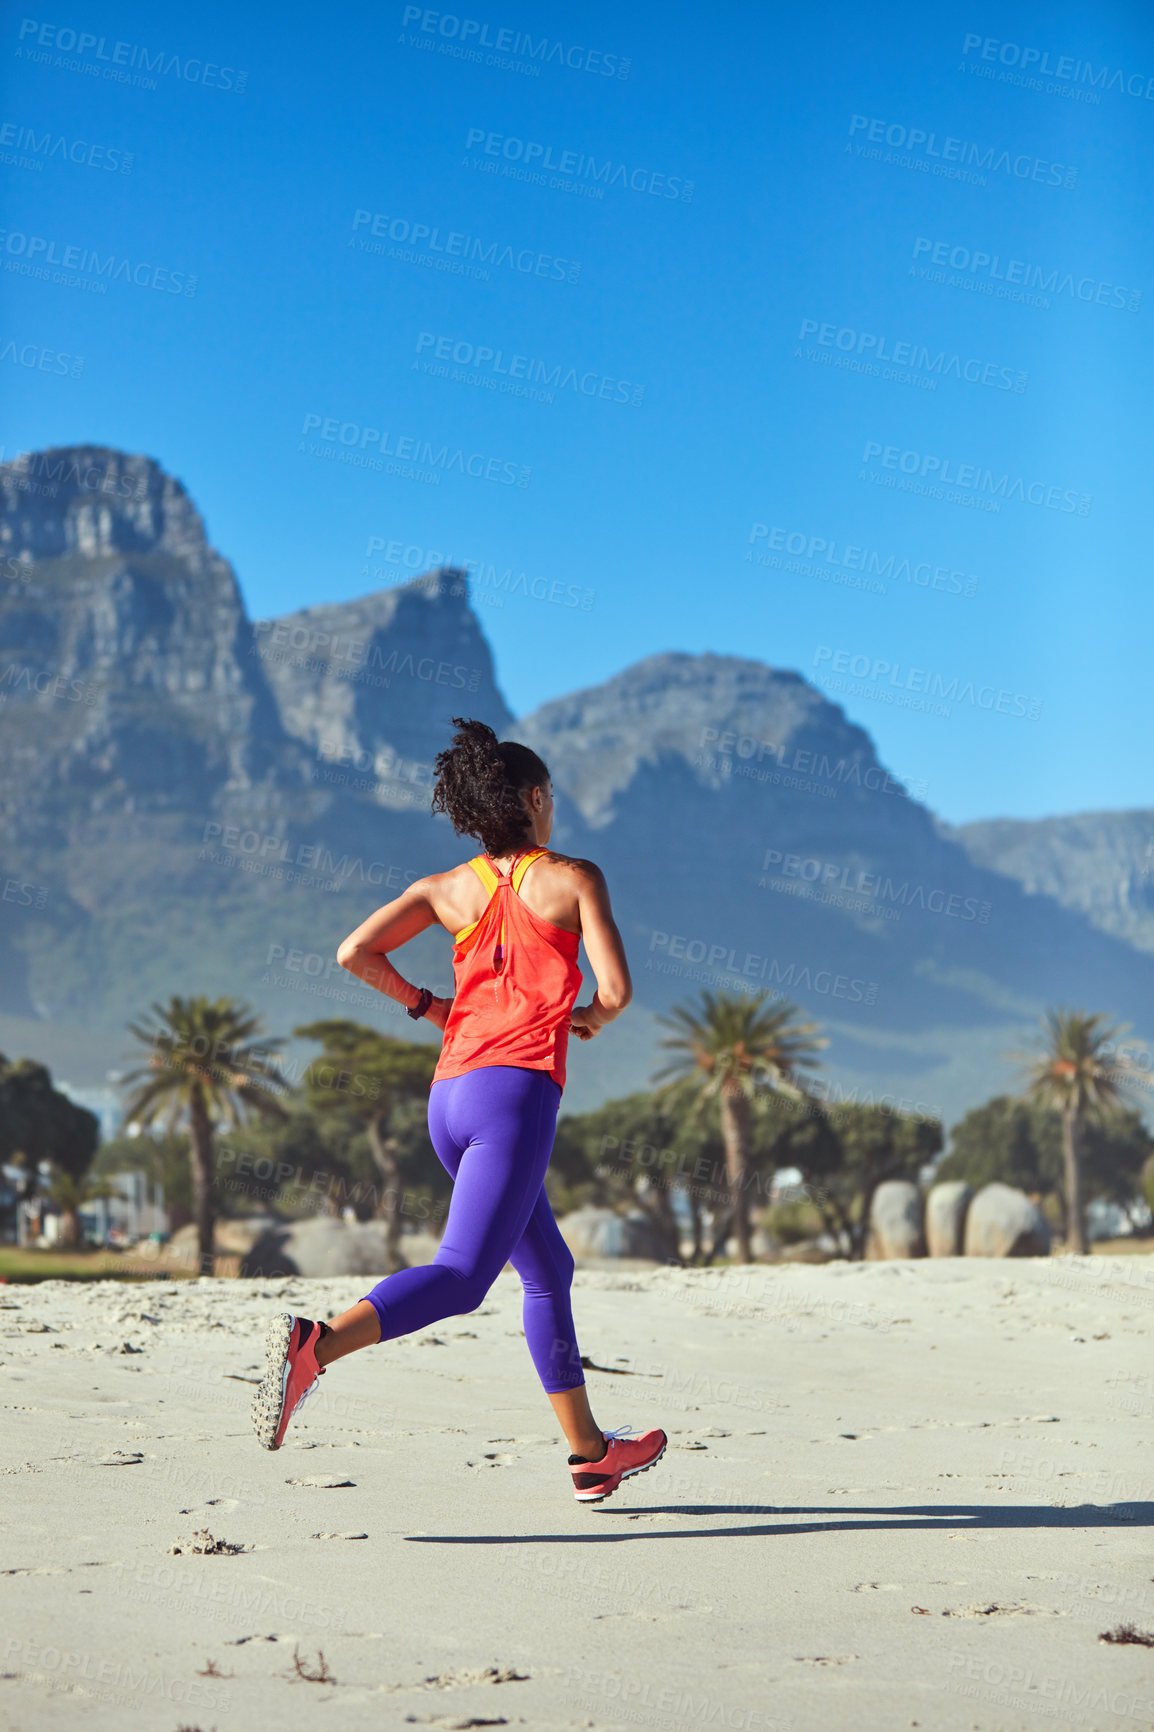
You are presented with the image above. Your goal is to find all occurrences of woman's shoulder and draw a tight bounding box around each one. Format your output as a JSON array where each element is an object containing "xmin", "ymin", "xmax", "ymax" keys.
[
  {"xmin": 531, "ymin": 849, "xmax": 604, "ymax": 885},
  {"xmin": 524, "ymin": 851, "xmax": 609, "ymax": 919}
]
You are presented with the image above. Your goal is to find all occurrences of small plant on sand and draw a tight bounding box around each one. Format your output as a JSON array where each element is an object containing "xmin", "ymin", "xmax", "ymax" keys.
[
  {"xmin": 1100, "ymin": 1623, "xmax": 1154, "ymax": 1647},
  {"xmin": 290, "ymin": 1644, "xmax": 335, "ymax": 1683}
]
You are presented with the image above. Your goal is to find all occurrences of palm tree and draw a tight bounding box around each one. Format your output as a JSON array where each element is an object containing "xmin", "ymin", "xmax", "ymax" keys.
[
  {"xmin": 295, "ymin": 1021, "xmax": 438, "ymax": 1273},
  {"xmin": 121, "ymin": 997, "xmax": 287, "ymax": 1268},
  {"xmin": 652, "ymin": 990, "xmax": 826, "ymax": 1263},
  {"xmin": 1011, "ymin": 1008, "xmax": 1136, "ymax": 1255}
]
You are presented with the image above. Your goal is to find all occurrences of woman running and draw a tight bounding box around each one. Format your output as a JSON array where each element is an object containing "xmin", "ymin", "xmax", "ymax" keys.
[{"xmin": 252, "ymin": 717, "xmax": 666, "ymax": 1504}]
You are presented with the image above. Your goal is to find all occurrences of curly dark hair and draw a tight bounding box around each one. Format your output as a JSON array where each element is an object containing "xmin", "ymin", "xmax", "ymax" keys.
[{"xmin": 431, "ymin": 717, "xmax": 551, "ymax": 857}]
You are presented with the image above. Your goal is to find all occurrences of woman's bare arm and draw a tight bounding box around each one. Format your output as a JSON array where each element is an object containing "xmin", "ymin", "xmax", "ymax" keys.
[
  {"xmin": 336, "ymin": 879, "xmax": 453, "ymax": 1029},
  {"xmin": 568, "ymin": 862, "xmax": 632, "ymax": 1040}
]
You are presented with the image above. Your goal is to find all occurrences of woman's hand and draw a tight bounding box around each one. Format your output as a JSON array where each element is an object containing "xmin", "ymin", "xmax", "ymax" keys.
[
  {"xmin": 568, "ymin": 1004, "xmax": 601, "ymax": 1041},
  {"xmin": 423, "ymin": 995, "xmax": 453, "ymax": 1033}
]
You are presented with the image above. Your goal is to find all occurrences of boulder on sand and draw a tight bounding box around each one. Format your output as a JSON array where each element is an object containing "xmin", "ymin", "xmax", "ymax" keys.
[
  {"xmin": 557, "ymin": 1207, "xmax": 665, "ymax": 1262},
  {"xmin": 866, "ymin": 1180, "xmax": 925, "ymax": 1259},
  {"xmin": 926, "ymin": 1182, "xmax": 973, "ymax": 1257},
  {"xmin": 963, "ymin": 1183, "xmax": 1051, "ymax": 1257},
  {"xmin": 240, "ymin": 1218, "xmax": 400, "ymax": 1278},
  {"xmin": 167, "ymin": 1216, "xmax": 276, "ymax": 1265}
]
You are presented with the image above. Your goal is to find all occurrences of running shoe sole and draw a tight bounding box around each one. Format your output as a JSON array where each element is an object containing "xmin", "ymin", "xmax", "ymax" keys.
[
  {"xmin": 574, "ymin": 1437, "xmax": 667, "ymax": 1504},
  {"xmin": 251, "ymin": 1311, "xmax": 297, "ymax": 1450}
]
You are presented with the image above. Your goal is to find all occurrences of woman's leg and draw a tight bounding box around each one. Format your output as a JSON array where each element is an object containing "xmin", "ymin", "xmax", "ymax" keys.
[
  {"xmin": 318, "ymin": 1067, "xmax": 560, "ymax": 1366},
  {"xmin": 504, "ymin": 1152, "xmax": 609, "ymax": 1459}
]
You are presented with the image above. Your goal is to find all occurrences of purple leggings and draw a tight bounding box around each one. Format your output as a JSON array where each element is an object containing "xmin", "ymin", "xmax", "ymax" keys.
[{"xmin": 360, "ymin": 1065, "xmax": 585, "ymax": 1393}]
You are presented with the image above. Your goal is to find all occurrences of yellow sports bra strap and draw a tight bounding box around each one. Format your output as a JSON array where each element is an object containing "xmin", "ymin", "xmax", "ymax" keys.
[
  {"xmin": 467, "ymin": 855, "xmax": 500, "ymax": 895},
  {"xmin": 511, "ymin": 848, "xmax": 547, "ymax": 892}
]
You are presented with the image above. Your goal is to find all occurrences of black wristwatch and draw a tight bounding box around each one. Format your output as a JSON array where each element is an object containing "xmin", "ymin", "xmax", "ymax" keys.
[{"xmin": 408, "ymin": 985, "xmax": 434, "ymax": 1020}]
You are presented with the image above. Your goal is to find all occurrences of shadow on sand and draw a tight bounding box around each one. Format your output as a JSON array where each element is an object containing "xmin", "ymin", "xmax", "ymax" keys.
[{"xmin": 406, "ymin": 1502, "xmax": 1154, "ymax": 1545}]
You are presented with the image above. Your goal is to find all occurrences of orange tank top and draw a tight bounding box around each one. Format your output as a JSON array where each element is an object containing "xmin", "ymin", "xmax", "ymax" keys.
[{"xmin": 432, "ymin": 848, "xmax": 583, "ymax": 1093}]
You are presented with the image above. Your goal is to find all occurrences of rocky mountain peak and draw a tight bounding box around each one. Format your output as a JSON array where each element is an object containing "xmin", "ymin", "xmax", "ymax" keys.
[
  {"xmin": 255, "ymin": 567, "xmax": 514, "ymax": 808},
  {"xmin": 0, "ymin": 445, "xmax": 211, "ymax": 568},
  {"xmin": 518, "ymin": 649, "xmax": 895, "ymax": 827}
]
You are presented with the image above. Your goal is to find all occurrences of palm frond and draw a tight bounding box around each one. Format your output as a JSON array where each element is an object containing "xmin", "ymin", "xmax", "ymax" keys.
[
  {"xmin": 119, "ymin": 994, "xmax": 284, "ymax": 1133},
  {"xmin": 649, "ymin": 988, "xmax": 825, "ymax": 1100},
  {"xmin": 1010, "ymin": 1006, "xmax": 1135, "ymax": 1118}
]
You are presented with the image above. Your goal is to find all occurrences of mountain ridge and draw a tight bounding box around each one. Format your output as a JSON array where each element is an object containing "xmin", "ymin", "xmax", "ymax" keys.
[{"xmin": 1, "ymin": 445, "xmax": 1151, "ymax": 1124}]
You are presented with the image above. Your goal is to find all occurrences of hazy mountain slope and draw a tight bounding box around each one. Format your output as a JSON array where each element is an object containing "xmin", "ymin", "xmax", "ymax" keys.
[{"xmin": 954, "ymin": 810, "xmax": 1154, "ymax": 956}]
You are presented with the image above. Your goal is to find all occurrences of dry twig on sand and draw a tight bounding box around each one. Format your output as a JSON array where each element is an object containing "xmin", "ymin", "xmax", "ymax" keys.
[{"xmin": 290, "ymin": 1644, "xmax": 335, "ymax": 1683}]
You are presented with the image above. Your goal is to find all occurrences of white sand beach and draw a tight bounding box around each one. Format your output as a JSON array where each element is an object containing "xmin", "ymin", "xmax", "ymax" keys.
[{"xmin": 3, "ymin": 1257, "xmax": 1153, "ymax": 1732}]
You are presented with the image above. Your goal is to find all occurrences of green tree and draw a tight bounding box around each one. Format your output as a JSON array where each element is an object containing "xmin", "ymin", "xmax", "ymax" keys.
[
  {"xmin": 121, "ymin": 997, "xmax": 287, "ymax": 1266},
  {"xmin": 938, "ymin": 1094, "xmax": 1152, "ymax": 1236},
  {"xmin": 936, "ymin": 1096, "xmax": 1045, "ymax": 1196},
  {"xmin": 294, "ymin": 1021, "xmax": 439, "ymax": 1273},
  {"xmin": 0, "ymin": 1053, "xmax": 99, "ymax": 1181},
  {"xmin": 766, "ymin": 1095, "xmax": 941, "ymax": 1259},
  {"xmin": 551, "ymin": 1088, "xmax": 727, "ymax": 1263},
  {"xmin": 0, "ymin": 1054, "xmax": 99, "ymax": 1243},
  {"xmin": 1072, "ymin": 1109, "xmax": 1153, "ymax": 1224},
  {"xmin": 652, "ymin": 991, "xmax": 825, "ymax": 1264},
  {"xmin": 1011, "ymin": 1009, "xmax": 1138, "ymax": 1254}
]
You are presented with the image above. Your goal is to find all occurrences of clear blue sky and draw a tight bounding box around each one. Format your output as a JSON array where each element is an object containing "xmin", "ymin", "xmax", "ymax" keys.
[{"xmin": 2, "ymin": 0, "xmax": 1151, "ymax": 823}]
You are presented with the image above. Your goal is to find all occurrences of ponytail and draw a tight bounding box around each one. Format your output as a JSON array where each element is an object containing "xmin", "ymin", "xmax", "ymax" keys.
[{"xmin": 431, "ymin": 717, "xmax": 550, "ymax": 857}]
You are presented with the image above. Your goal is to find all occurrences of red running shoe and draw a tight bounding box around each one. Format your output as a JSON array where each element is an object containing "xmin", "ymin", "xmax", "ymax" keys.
[
  {"xmin": 251, "ymin": 1313, "xmax": 326, "ymax": 1450},
  {"xmin": 568, "ymin": 1424, "xmax": 667, "ymax": 1503}
]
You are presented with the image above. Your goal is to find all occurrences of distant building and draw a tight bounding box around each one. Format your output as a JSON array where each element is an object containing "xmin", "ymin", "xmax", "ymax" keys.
[{"xmin": 80, "ymin": 1171, "xmax": 168, "ymax": 1245}]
